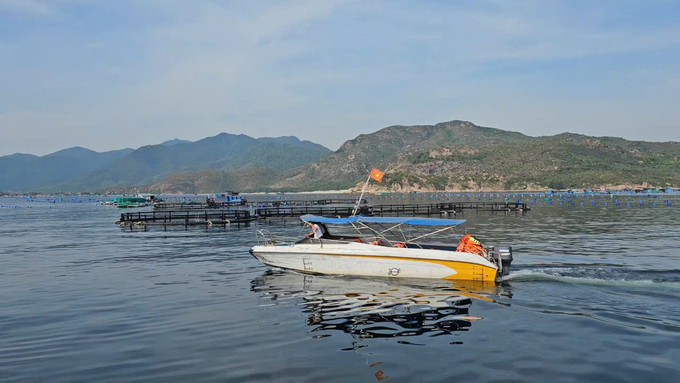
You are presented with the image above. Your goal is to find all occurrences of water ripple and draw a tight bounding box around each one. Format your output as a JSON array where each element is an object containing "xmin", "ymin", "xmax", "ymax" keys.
[{"xmin": 1, "ymin": 197, "xmax": 679, "ymax": 382}]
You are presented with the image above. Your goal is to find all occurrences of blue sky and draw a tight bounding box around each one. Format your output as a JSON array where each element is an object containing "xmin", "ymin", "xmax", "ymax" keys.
[{"xmin": 1, "ymin": 0, "xmax": 679, "ymax": 156}]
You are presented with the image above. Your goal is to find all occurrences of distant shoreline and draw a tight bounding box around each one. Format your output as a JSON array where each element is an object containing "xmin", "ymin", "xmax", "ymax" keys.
[{"xmin": 2, "ymin": 186, "xmax": 677, "ymax": 198}]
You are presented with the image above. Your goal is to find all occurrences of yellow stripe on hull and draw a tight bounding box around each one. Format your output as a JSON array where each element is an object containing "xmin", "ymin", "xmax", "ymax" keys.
[{"xmin": 315, "ymin": 252, "xmax": 498, "ymax": 281}]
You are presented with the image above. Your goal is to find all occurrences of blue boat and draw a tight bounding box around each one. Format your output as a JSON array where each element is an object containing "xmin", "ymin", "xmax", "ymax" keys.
[{"xmin": 210, "ymin": 192, "xmax": 246, "ymax": 205}]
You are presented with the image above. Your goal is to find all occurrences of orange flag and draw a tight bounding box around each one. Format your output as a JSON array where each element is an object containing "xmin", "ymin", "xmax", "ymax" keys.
[{"xmin": 369, "ymin": 168, "xmax": 384, "ymax": 183}]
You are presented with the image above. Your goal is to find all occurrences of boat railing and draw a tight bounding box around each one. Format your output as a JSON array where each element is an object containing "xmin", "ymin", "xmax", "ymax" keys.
[
  {"xmin": 256, "ymin": 229, "xmax": 291, "ymax": 246},
  {"xmin": 256, "ymin": 229, "xmax": 274, "ymax": 245}
]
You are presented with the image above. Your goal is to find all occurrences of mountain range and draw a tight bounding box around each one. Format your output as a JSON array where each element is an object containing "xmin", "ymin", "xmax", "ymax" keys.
[
  {"xmin": 2, "ymin": 120, "xmax": 678, "ymax": 193},
  {"xmin": 0, "ymin": 135, "xmax": 331, "ymax": 192},
  {"xmin": 0, "ymin": 147, "xmax": 134, "ymax": 193},
  {"xmin": 147, "ymin": 121, "xmax": 680, "ymax": 193}
]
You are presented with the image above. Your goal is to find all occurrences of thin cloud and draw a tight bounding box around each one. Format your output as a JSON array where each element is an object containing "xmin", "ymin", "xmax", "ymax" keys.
[
  {"xmin": 0, "ymin": 0, "xmax": 55, "ymax": 15},
  {"xmin": 0, "ymin": 0, "xmax": 679, "ymax": 156}
]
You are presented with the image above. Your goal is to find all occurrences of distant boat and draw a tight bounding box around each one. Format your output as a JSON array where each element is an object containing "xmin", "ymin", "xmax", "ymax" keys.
[
  {"xmin": 107, "ymin": 197, "xmax": 149, "ymax": 208},
  {"xmin": 209, "ymin": 191, "xmax": 246, "ymax": 205}
]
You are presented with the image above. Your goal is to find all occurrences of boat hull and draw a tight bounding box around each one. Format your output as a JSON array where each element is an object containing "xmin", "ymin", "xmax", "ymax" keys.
[{"xmin": 250, "ymin": 243, "xmax": 498, "ymax": 281}]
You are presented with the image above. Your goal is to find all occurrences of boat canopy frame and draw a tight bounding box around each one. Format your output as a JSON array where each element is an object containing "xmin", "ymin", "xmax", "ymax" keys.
[
  {"xmin": 299, "ymin": 215, "xmax": 466, "ymax": 226},
  {"xmin": 299, "ymin": 214, "xmax": 466, "ymax": 247}
]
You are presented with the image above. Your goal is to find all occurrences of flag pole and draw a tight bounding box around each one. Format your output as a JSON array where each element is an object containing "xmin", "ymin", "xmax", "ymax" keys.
[{"xmin": 352, "ymin": 173, "xmax": 372, "ymax": 216}]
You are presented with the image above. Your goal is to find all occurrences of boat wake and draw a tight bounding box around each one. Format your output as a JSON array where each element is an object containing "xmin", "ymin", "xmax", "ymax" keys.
[{"xmin": 501, "ymin": 266, "xmax": 680, "ymax": 288}]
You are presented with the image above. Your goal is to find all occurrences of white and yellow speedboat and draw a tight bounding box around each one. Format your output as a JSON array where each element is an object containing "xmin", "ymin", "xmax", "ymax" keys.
[{"xmin": 250, "ymin": 215, "xmax": 513, "ymax": 282}]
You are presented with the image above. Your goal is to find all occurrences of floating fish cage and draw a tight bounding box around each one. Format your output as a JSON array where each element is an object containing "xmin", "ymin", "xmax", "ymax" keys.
[{"xmin": 116, "ymin": 210, "xmax": 256, "ymax": 231}]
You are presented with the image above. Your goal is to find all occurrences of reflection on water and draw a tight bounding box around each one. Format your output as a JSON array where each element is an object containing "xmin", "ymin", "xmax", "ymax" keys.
[{"xmin": 252, "ymin": 270, "xmax": 510, "ymax": 342}]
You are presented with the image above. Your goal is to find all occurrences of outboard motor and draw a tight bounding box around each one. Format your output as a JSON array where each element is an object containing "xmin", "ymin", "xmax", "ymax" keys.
[{"xmin": 489, "ymin": 245, "xmax": 513, "ymax": 277}]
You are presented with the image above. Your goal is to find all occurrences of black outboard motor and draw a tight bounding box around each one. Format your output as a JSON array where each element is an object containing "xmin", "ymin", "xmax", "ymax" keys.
[{"xmin": 489, "ymin": 245, "xmax": 513, "ymax": 277}]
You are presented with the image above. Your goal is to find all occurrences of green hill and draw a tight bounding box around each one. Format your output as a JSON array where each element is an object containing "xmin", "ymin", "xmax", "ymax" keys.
[
  {"xmin": 147, "ymin": 168, "xmax": 296, "ymax": 194},
  {"xmin": 270, "ymin": 120, "xmax": 679, "ymax": 192},
  {"xmin": 1, "ymin": 135, "xmax": 331, "ymax": 192},
  {"xmin": 0, "ymin": 147, "xmax": 134, "ymax": 192},
  {"xmin": 62, "ymin": 135, "xmax": 330, "ymax": 192}
]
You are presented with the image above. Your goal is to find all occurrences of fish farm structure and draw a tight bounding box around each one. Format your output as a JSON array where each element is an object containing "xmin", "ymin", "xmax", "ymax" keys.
[{"xmin": 117, "ymin": 199, "xmax": 529, "ymax": 230}]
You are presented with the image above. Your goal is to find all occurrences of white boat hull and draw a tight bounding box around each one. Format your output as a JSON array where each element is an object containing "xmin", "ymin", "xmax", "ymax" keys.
[{"xmin": 250, "ymin": 242, "xmax": 498, "ymax": 281}]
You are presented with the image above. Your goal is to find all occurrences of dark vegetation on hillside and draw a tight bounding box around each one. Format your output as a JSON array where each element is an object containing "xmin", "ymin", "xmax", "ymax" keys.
[
  {"xmin": 269, "ymin": 121, "xmax": 679, "ymax": 192},
  {"xmin": 0, "ymin": 135, "xmax": 331, "ymax": 192},
  {"xmin": 0, "ymin": 147, "xmax": 134, "ymax": 192}
]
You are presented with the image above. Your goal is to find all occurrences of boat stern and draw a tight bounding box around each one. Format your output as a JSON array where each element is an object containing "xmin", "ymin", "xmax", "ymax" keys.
[{"xmin": 488, "ymin": 245, "xmax": 513, "ymax": 278}]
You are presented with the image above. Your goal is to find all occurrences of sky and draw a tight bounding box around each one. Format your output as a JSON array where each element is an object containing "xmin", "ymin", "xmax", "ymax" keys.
[{"xmin": 1, "ymin": 0, "xmax": 679, "ymax": 156}]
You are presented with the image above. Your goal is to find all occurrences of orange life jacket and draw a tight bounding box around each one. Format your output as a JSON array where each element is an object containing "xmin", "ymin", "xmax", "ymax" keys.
[
  {"xmin": 456, "ymin": 234, "xmax": 485, "ymax": 256},
  {"xmin": 393, "ymin": 242, "xmax": 406, "ymax": 248}
]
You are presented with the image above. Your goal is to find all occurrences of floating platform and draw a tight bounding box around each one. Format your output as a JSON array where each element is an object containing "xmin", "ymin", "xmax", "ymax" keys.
[
  {"xmin": 117, "ymin": 201, "xmax": 528, "ymax": 230},
  {"xmin": 255, "ymin": 206, "xmax": 371, "ymax": 218},
  {"xmin": 256, "ymin": 202, "xmax": 528, "ymax": 218},
  {"xmin": 117, "ymin": 210, "xmax": 255, "ymax": 230},
  {"xmin": 246, "ymin": 198, "xmax": 366, "ymax": 207},
  {"xmin": 373, "ymin": 202, "xmax": 530, "ymax": 215},
  {"xmin": 153, "ymin": 198, "xmax": 367, "ymax": 210},
  {"xmin": 153, "ymin": 202, "xmax": 244, "ymax": 210}
]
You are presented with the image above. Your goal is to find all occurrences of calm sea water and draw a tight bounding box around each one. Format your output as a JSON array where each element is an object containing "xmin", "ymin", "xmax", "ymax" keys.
[{"xmin": 1, "ymin": 195, "xmax": 679, "ymax": 382}]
